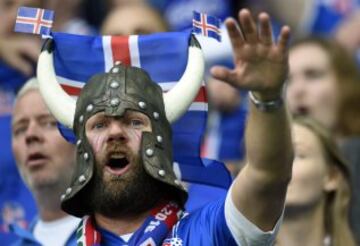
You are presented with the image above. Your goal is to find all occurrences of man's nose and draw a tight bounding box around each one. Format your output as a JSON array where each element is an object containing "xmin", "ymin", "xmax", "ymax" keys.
[
  {"xmin": 107, "ymin": 121, "xmax": 128, "ymax": 142},
  {"xmin": 25, "ymin": 122, "xmax": 43, "ymax": 145}
]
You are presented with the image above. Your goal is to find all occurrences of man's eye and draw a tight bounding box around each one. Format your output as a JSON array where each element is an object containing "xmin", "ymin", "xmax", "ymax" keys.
[
  {"xmin": 130, "ymin": 119, "xmax": 144, "ymax": 128},
  {"xmin": 43, "ymin": 121, "xmax": 57, "ymax": 129},
  {"xmin": 93, "ymin": 122, "xmax": 105, "ymax": 129},
  {"xmin": 13, "ymin": 126, "xmax": 26, "ymax": 137}
]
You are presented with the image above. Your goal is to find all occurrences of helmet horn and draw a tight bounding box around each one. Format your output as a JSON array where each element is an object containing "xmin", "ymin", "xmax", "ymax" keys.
[
  {"xmin": 163, "ymin": 36, "xmax": 204, "ymax": 123},
  {"xmin": 37, "ymin": 39, "xmax": 76, "ymax": 129}
]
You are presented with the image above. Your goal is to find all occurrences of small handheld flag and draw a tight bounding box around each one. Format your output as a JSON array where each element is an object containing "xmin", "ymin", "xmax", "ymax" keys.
[
  {"xmin": 192, "ymin": 11, "xmax": 221, "ymax": 42},
  {"xmin": 14, "ymin": 7, "xmax": 54, "ymax": 37}
]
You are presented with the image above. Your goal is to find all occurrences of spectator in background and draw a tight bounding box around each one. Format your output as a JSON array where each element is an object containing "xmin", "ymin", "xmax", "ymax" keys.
[
  {"xmin": 10, "ymin": 78, "xmax": 80, "ymax": 245},
  {"xmin": 101, "ymin": 2, "xmax": 168, "ymax": 35},
  {"xmin": 276, "ymin": 117, "xmax": 355, "ymax": 246},
  {"xmin": 287, "ymin": 37, "xmax": 360, "ymax": 136},
  {"xmin": 0, "ymin": 0, "xmax": 42, "ymax": 77},
  {"xmin": 261, "ymin": 0, "xmax": 360, "ymax": 37},
  {"xmin": 45, "ymin": 0, "xmax": 95, "ymax": 35},
  {"xmin": 286, "ymin": 37, "xmax": 360, "ymax": 244},
  {"xmin": 0, "ymin": 2, "xmax": 43, "ymax": 244}
]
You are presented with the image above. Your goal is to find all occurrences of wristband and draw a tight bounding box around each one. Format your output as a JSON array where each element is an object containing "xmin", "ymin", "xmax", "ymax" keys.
[{"xmin": 249, "ymin": 91, "xmax": 283, "ymax": 112}]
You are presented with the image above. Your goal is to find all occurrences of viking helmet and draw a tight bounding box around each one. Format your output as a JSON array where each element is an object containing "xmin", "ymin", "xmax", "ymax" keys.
[{"xmin": 36, "ymin": 36, "xmax": 204, "ymax": 217}]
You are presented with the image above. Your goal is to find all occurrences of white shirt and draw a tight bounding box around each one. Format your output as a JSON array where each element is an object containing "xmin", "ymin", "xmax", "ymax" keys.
[{"xmin": 33, "ymin": 215, "xmax": 81, "ymax": 246}]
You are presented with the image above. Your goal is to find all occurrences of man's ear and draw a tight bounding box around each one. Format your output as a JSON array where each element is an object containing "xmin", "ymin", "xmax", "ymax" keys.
[{"xmin": 323, "ymin": 165, "xmax": 341, "ymax": 192}]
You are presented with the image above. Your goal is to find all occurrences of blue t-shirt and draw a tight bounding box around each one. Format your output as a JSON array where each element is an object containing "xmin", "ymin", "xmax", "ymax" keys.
[{"xmin": 98, "ymin": 198, "xmax": 237, "ymax": 246}]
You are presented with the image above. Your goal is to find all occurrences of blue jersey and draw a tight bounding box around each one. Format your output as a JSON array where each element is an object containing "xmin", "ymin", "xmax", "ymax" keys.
[
  {"xmin": 97, "ymin": 191, "xmax": 280, "ymax": 246},
  {"xmin": 11, "ymin": 190, "xmax": 281, "ymax": 245},
  {"xmin": 97, "ymin": 198, "xmax": 236, "ymax": 246},
  {"xmin": 0, "ymin": 114, "xmax": 37, "ymax": 245},
  {"xmin": 166, "ymin": 199, "xmax": 237, "ymax": 245}
]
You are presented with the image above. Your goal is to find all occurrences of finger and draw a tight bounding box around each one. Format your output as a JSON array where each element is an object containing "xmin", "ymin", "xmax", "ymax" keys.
[
  {"xmin": 239, "ymin": 9, "xmax": 257, "ymax": 43},
  {"xmin": 210, "ymin": 65, "xmax": 238, "ymax": 86},
  {"xmin": 277, "ymin": 25, "xmax": 291, "ymax": 53},
  {"xmin": 22, "ymin": 40, "xmax": 41, "ymax": 62},
  {"xmin": 8, "ymin": 55, "xmax": 33, "ymax": 75},
  {"xmin": 258, "ymin": 12, "xmax": 273, "ymax": 45},
  {"xmin": 224, "ymin": 17, "xmax": 245, "ymax": 58}
]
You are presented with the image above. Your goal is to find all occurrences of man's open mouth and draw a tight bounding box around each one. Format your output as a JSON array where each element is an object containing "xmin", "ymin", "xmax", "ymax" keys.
[
  {"xmin": 26, "ymin": 152, "xmax": 48, "ymax": 167},
  {"xmin": 105, "ymin": 153, "xmax": 130, "ymax": 176}
]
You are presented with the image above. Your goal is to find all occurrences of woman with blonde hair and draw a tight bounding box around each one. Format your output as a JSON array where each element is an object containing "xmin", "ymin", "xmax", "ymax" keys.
[{"xmin": 276, "ymin": 117, "xmax": 355, "ymax": 246}]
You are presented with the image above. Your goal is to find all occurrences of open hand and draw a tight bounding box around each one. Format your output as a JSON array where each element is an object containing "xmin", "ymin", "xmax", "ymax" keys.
[
  {"xmin": 211, "ymin": 9, "xmax": 290, "ymax": 100},
  {"xmin": 0, "ymin": 35, "xmax": 41, "ymax": 76}
]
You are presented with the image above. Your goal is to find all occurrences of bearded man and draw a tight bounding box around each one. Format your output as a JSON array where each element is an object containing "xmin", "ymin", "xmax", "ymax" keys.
[{"xmin": 36, "ymin": 9, "xmax": 293, "ymax": 245}]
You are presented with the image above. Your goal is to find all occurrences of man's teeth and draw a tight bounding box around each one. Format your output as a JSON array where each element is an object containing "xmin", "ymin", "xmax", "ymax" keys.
[{"xmin": 110, "ymin": 153, "xmax": 125, "ymax": 158}]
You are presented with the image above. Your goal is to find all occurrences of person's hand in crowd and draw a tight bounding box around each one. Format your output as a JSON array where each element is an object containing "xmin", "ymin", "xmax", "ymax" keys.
[
  {"xmin": 207, "ymin": 77, "xmax": 241, "ymax": 113},
  {"xmin": 211, "ymin": 9, "xmax": 290, "ymax": 100},
  {"xmin": 335, "ymin": 10, "xmax": 360, "ymax": 53},
  {"xmin": 0, "ymin": 35, "xmax": 41, "ymax": 75}
]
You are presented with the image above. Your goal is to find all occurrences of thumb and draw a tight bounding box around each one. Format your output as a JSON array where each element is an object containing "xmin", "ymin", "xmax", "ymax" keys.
[{"xmin": 210, "ymin": 65, "xmax": 239, "ymax": 87}]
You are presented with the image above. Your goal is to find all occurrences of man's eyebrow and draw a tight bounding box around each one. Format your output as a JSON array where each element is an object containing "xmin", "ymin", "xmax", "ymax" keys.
[
  {"xmin": 12, "ymin": 114, "xmax": 54, "ymax": 126},
  {"xmin": 37, "ymin": 114, "xmax": 56, "ymax": 121},
  {"xmin": 12, "ymin": 118, "xmax": 28, "ymax": 127}
]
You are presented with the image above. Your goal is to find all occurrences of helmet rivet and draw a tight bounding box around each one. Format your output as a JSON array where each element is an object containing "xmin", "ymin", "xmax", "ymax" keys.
[
  {"xmin": 110, "ymin": 81, "xmax": 119, "ymax": 89},
  {"xmin": 60, "ymin": 194, "xmax": 66, "ymax": 201},
  {"xmin": 76, "ymin": 139, "xmax": 82, "ymax": 147},
  {"xmin": 153, "ymin": 112, "xmax": 159, "ymax": 120},
  {"xmin": 138, "ymin": 101, "xmax": 147, "ymax": 109},
  {"xmin": 110, "ymin": 98, "xmax": 120, "ymax": 106},
  {"xmin": 146, "ymin": 148, "xmax": 154, "ymax": 157},
  {"xmin": 78, "ymin": 175, "xmax": 86, "ymax": 183},
  {"xmin": 83, "ymin": 152, "xmax": 89, "ymax": 160},
  {"xmin": 112, "ymin": 67, "xmax": 119, "ymax": 73},
  {"xmin": 86, "ymin": 104, "xmax": 94, "ymax": 112},
  {"xmin": 156, "ymin": 135, "xmax": 163, "ymax": 143},
  {"xmin": 79, "ymin": 115, "xmax": 84, "ymax": 123},
  {"xmin": 66, "ymin": 187, "xmax": 72, "ymax": 195},
  {"xmin": 158, "ymin": 169, "xmax": 166, "ymax": 177}
]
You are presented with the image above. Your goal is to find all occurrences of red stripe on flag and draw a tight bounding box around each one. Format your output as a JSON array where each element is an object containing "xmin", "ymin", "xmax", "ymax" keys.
[
  {"xmin": 111, "ymin": 36, "xmax": 131, "ymax": 65},
  {"xmin": 61, "ymin": 84, "xmax": 81, "ymax": 96},
  {"xmin": 194, "ymin": 86, "xmax": 207, "ymax": 103}
]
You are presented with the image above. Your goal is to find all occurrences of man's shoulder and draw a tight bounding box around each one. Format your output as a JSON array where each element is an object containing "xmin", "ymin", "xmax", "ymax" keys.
[{"xmin": 165, "ymin": 197, "xmax": 237, "ymax": 246}]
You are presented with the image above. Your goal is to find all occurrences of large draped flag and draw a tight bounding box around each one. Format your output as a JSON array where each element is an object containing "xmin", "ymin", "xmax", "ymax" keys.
[{"xmin": 48, "ymin": 31, "xmax": 232, "ymax": 188}]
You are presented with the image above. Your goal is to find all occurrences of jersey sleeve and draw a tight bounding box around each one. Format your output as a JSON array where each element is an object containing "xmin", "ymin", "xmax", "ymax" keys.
[
  {"xmin": 173, "ymin": 185, "xmax": 284, "ymax": 245},
  {"xmin": 224, "ymin": 185, "xmax": 284, "ymax": 245}
]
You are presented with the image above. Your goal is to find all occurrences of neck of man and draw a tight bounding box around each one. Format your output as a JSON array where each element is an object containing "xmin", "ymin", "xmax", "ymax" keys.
[
  {"xmin": 94, "ymin": 210, "xmax": 151, "ymax": 236},
  {"xmin": 33, "ymin": 185, "xmax": 70, "ymax": 222},
  {"xmin": 277, "ymin": 199, "xmax": 326, "ymax": 246}
]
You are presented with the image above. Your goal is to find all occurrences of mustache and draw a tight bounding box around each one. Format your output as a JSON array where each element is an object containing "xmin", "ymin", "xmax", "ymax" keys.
[
  {"xmin": 105, "ymin": 143, "xmax": 131, "ymax": 155},
  {"xmin": 96, "ymin": 142, "xmax": 133, "ymax": 165}
]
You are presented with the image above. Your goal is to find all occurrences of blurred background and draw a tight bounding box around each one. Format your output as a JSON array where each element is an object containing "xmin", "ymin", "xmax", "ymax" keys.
[{"xmin": 1, "ymin": 0, "xmax": 359, "ymax": 245}]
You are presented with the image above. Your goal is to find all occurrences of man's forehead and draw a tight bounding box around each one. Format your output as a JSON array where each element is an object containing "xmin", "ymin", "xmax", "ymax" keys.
[
  {"xmin": 12, "ymin": 112, "xmax": 54, "ymax": 125},
  {"xmin": 89, "ymin": 110, "xmax": 149, "ymax": 120}
]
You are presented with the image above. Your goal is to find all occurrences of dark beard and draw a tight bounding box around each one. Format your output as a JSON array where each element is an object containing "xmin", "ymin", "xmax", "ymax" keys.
[{"xmin": 88, "ymin": 157, "xmax": 167, "ymax": 218}]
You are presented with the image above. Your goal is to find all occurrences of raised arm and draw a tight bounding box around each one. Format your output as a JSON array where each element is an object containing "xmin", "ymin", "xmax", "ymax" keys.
[{"xmin": 211, "ymin": 9, "xmax": 293, "ymax": 231}]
